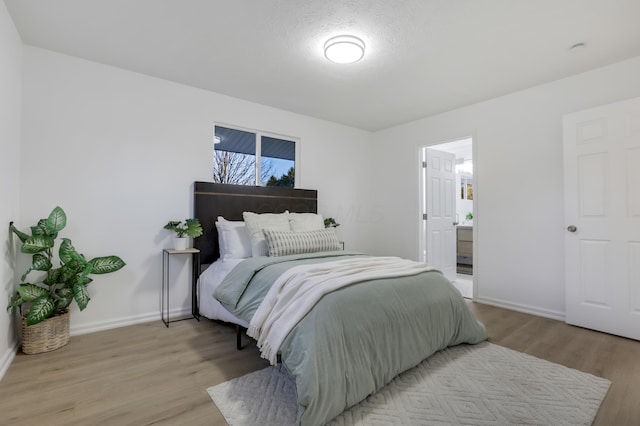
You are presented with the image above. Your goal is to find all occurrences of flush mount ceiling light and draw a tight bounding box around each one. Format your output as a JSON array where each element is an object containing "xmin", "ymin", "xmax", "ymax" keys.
[{"xmin": 324, "ymin": 35, "xmax": 365, "ymax": 64}]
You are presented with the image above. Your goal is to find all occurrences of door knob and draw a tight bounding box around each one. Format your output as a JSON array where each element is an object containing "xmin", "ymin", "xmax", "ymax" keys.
[{"xmin": 567, "ymin": 225, "xmax": 577, "ymax": 232}]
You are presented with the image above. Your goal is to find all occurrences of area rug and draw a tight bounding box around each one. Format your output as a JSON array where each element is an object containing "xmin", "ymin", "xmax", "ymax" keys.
[{"xmin": 207, "ymin": 342, "xmax": 610, "ymax": 425}]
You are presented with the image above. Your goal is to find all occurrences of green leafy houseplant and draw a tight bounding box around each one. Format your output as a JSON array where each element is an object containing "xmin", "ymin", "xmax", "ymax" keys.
[
  {"xmin": 7, "ymin": 206, "xmax": 126, "ymax": 326},
  {"xmin": 324, "ymin": 217, "xmax": 340, "ymax": 228},
  {"xmin": 163, "ymin": 218, "xmax": 203, "ymax": 238}
]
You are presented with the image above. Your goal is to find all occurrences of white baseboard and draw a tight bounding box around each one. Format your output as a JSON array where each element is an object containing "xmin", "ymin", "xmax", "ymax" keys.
[
  {"xmin": 0, "ymin": 340, "xmax": 19, "ymax": 381},
  {"xmin": 70, "ymin": 307, "xmax": 192, "ymax": 336},
  {"xmin": 474, "ymin": 296, "xmax": 565, "ymax": 322}
]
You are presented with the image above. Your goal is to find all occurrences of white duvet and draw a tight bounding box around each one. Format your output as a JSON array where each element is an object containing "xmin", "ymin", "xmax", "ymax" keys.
[{"xmin": 198, "ymin": 259, "xmax": 249, "ymax": 327}]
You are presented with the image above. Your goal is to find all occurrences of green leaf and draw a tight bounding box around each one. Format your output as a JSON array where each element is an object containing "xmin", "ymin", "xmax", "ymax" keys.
[
  {"xmin": 7, "ymin": 293, "xmax": 24, "ymax": 311},
  {"xmin": 185, "ymin": 218, "xmax": 203, "ymax": 238},
  {"xmin": 73, "ymin": 284, "xmax": 90, "ymax": 310},
  {"xmin": 32, "ymin": 253, "xmax": 52, "ymax": 271},
  {"xmin": 20, "ymin": 253, "xmax": 53, "ymax": 281},
  {"xmin": 46, "ymin": 206, "xmax": 67, "ymax": 233},
  {"xmin": 17, "ymin": 284, "xmax": 49, "ymax": 302},
  {"xmin": 59, "ymin": 238, "xmax": 77, "ymax": 264},
  {"xmin": 53, "ymin": 288, "xmax": 74, "ymax": 311},
  {"xmin": 164, "ymin": 221, "xmax": 181, "ymax": 231},
  {"xmin": 9, "ymin": 222, "xmax": 30, "ymax": 243},
  {"xmin": 26, "ymin": 296, "xmax": 55, "ymax": 326},
  {"xmin": 21, "ymin": 235, "xmax": 54, "ymax": 254},
  {"xmin": 53, "ymin": 297, "xmax": 72, "ymax": 312},
  {"xmin": 57, "ymin": 287, "xmax": 74, "ymax": 298},
  {"xmin": 89, "ymin": 256, "xmax": 126, "ymax": 274},
  {"xmin": 34, "ymin": 219, "xmax": 58, "ymax": 238},
  {"xmin": 80, "ymin": 262, "xmax": 93, "ymax": 279},
  {"xmin": 30, "ymin": 224, "xmax": 45, "ymax": 236},
  {"xmin": 43, "ymin": 268, "xmax": 62, "ymax": 286},
  {"xmin": 58, "ymin": 262, "xmax": 85, "ymax": 286}
]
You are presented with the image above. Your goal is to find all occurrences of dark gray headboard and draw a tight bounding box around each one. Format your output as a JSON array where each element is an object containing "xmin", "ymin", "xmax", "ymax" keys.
[{"xmin": 193, "ymin": 182, "xmax": 318, "ymax": 265}]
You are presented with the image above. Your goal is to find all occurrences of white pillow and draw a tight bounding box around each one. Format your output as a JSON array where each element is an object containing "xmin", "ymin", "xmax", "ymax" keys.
[
  {"xmin": 242, "ymin": 211, "xmax": 290, "ymax": 257},
  {"xmin": 263, "ymin": 228, "xmax": 341, "ymax": 256},
  {"xmin": 289, "ymin": 213, "xmax": 324, "ymax": 232},
  {"xmin": 215, "ymin": 222, "xmax": 227, "ymax": 260},
  {"xmin": 216, "ymin": 217, "xmax": 252, "ymax": 260}
]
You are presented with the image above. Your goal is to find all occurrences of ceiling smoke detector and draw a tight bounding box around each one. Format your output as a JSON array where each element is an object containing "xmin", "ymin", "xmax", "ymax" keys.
[{"xmin": 569, "ymin": 42, "xmax": 586, "ymax": 51}]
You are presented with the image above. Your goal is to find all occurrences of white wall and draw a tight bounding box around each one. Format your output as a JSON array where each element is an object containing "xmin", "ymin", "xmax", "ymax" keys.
[
  {"xmin": 20, "ymin": 46, "xmax": 374, "ymax": 335},
  {"xmin": 371, "ymin": 55, "xmax": 640, "ymax": 319},
  {"xmin": 0, "ymin": 2, "xmax": 23, "ymax": 378}
]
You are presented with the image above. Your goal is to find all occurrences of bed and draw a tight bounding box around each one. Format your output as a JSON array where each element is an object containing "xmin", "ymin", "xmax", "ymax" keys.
[{"xmin": 194, "ymin": 181, "xmax": 487, "ymax": 426}]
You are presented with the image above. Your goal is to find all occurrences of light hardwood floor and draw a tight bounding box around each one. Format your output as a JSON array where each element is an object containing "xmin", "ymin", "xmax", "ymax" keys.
[{"xmin": 0, "ymin": 303, "xmax": 638, "ymax": 425}]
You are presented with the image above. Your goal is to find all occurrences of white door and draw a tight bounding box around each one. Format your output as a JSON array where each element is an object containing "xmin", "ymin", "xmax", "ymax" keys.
[
  {"xmin": 425, "ymin": 148, "xmax": 457, "ymax": 281},
  {"xmin": 564, "ymin": 97, "xmax": 640, "ymax": 340}
]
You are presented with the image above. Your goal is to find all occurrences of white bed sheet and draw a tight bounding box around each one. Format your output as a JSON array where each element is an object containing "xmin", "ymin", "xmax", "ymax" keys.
[{"xmin": 198, "ymin": 258, "xmax": 249, "ymax": 327}]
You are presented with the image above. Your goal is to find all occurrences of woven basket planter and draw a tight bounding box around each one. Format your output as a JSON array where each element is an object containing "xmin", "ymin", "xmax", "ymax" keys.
[{"xmin": 21, "ymin": 311, "xmax": 70, "ymax": 355}]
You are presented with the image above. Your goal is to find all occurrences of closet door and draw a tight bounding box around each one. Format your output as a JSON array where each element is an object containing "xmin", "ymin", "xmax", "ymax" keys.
[{"xmin": 563, "ymin": 96, "xmax": 640, "ymax": 340}]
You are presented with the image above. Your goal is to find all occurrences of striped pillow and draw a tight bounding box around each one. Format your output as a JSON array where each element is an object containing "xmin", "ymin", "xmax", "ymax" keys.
[{"xmin": 263, "ymin": 228, "xmax": 341, "ymax": 257}]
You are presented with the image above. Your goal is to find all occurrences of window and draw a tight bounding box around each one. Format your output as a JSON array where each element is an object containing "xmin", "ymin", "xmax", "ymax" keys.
[{"xmin": 213, "ymin": 125, "xmax": 297, "ymax": 187}]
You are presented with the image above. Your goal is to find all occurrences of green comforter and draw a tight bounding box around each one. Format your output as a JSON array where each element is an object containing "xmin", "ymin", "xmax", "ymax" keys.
[{"xmin": 214, "ymin": 252, "xmax": 487, "ymax": 425}]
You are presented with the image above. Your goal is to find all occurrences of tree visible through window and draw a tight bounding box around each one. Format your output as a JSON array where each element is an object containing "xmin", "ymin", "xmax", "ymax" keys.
[{"xmin": 213, "ymin": 126, "xmax": 296, "ymax": 187}]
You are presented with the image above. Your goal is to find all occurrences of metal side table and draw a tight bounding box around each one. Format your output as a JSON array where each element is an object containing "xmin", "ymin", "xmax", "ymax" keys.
[{"xmin": 161, "ymin": 248, "xmax": 200, "ymax": 327}]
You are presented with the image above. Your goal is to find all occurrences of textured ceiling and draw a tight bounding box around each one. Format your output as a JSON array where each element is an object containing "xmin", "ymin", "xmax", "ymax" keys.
[{"xmin": 5, "ymin": 0, "xmax": 640, "ymax": 131}]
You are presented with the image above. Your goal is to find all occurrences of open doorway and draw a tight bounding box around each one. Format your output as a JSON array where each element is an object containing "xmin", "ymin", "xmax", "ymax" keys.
[{"xmin": 421, "ymin": 137, "xmax": 474, "ymax": 298}]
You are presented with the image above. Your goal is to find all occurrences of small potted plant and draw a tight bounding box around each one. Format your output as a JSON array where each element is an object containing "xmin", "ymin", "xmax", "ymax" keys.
[
  {"xmin": 8, "ymin": 206, "xmax": 126, "ymax": 354},
  {"xmin": 324, "ymin": 217, "xmax": 340, "ymax": 228},
  {"xmin": 164, "ymin": 218, "xmax": 203, "ymax": 250}
]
